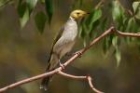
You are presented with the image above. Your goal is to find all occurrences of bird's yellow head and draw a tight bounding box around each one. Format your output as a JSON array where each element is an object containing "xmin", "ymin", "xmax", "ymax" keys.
[{"xmin": 70, "ymin": 10, "xmax": 89, "ymax": 20}]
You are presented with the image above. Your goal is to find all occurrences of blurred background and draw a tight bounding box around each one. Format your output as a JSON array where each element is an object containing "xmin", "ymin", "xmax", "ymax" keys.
[{"xmin": 0, "ymin": 0, "xmax": 140, "ymax": 93}]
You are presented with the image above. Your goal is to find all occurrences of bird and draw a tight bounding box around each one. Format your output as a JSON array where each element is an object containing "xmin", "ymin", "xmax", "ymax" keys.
[{"xmin": 40, "ymin": 9, "xmax": 89, "ymax": 91}]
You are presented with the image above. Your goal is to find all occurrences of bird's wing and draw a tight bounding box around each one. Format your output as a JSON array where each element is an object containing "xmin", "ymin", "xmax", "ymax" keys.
[
  {"xmin": 52, "ymin": 27, "xmax": 64, "ymax": 49},
  {"xmin": 47, "ymin": 27, "xmax": 64, "ymax": 63},
  {"xmin": 41, "ymin": 27, "xmax": 64, "ymax": 89}
]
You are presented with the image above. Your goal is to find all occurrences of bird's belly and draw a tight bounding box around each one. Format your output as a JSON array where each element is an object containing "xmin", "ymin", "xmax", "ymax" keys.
[
  {"xmin": 53, "ymin": 39, "xmax": 75, "ymax": 58},
  {"xmin": 59, "ymin": 41, "xmax": 75, "ymax": 57}
]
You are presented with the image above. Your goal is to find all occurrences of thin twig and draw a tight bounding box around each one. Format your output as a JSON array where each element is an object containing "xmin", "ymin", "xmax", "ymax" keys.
[
  {"xmin": 58, "ymin": 71, "xmax": 86, "ymax": 80},
  {"xmin": 58, "ymin": 71, "xmax": 104, "ymax": 93},
  {"xmin": 87, "ymin": 76, "xmax": 104, "ymax": 93},
  {"xmin": 116, "ymin": 30, "xmax": 140, "ymax": 37},
  {"xmin": 0, "ymin": 70, "xmax": 59, "ymax": 92}
]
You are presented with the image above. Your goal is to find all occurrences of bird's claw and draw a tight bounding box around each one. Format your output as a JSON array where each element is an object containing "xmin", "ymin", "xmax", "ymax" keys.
[
  {"xmin": 73, "ymin": 51, "xmax": 82, "ymax": 57},
  {"xmin": 59, "ymin": 63, "xmax": 65, "ymax": 70}
]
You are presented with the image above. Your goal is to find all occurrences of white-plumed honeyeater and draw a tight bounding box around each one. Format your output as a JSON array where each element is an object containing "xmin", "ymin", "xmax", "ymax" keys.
[{"xmin": 40, "ymin": 9, "xmax": 89, "ymax": 90}]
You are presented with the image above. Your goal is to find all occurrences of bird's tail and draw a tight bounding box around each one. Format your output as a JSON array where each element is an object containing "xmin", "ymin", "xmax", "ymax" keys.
[
  {"xmin": 40, "ymin": 63, "xmax": 52, "ymax": 91},
  {"xmin": 40, "ymin": 53, "xmax": 59, "ymax": 91},
  {"xmin": 40, "ymin": 76, "xmax": 51, "ymax": 91}
]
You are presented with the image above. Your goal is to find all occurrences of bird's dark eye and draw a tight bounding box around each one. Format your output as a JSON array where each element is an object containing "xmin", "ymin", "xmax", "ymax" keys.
[{"xmin": 77, "ymin": 12, "xmax": 80, "ymax": 14}]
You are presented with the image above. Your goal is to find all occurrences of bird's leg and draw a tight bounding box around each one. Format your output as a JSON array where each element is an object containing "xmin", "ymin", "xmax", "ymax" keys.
[
  {"xmin": 56, "ymin": 53, "xmax": 65, "ymax": 69},
  {"xmin": 58, "ymin": 60, "xmax": 65, "ymax": 70}
]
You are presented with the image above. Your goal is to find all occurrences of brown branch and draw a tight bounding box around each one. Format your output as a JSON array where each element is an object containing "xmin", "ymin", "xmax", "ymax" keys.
[
  {"xmin": 0, "ymin": 70, "xmax": 59, "ymax": 92},
  {"xmin": 0, "ymin": 26, "xmax": 140, "ymax": 93},
  {"xmin": 58, "ymin": 71, "xmax": 86, "ymax": 80},
  {"xmin": 116, "ymin": 30, "xmax": 140, "ymax": 37},
  {"xmin": 58, "ymin": 71, "xmax": 104, "ymax": 93},
  {"xmin": 87, "ymin": 76, "xmax": 104, "ymax": 93}
]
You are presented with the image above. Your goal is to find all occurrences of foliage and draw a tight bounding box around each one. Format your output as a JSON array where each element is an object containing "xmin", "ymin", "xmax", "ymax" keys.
[{"xmin": 0, "ymin": 0, "xmax": 140, "ymax": 66}]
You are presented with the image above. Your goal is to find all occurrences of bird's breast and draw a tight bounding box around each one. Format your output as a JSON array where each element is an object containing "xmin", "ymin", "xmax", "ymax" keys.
[{"xmin": 62, "ymin": 18, "xmax": 78, "ymax": 41}]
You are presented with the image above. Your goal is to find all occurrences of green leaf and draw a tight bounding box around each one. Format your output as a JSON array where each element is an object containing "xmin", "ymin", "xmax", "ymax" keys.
[
  {"xmin": 133, "ymin": 1, "xmax": 140, "ymax": 20},
  {"xmin": 122, "ymin": 17, "xmax": 129, "ymax": 31},
  {"xmin": 132, "ymin": 1, "xmax": 140, "ymax": 14},
  {"xmin": 112, "ymin": 36, "xmax": 118, "ymax": 48},
  {"xmin": 126, "ymin": 17, "xmax": 139, "ymax": 33},
  {"xmin": 17, "ymin": 0, "xmax": 30, "ymax": 28},
  {"xmin": 79, "ymin": 18, "xmax": 87, "ymax": 38},
  {"xmin": 35, "ymin": 11, "xmax": 47, "ymax": 33},
  {"xmin": 112, "ymin": 0, "xmax": 125, "ymax": 30},
  {"xmin": 115, "ymin": 48, "xmax": 121, "ymax": 67},
  {"xmin": 17, "ymin": 0, "xmax": 38, "ymax": 28},
  {"xmin": 87, "ymin": 9, "xmax": 102, "ymax": 34},
  {"xmin": 79, "ymin": 19, "xmax": 89, "ymax": 47},
  {"xmin": 20, "ymin": 8, "xmax": 30, "ymax": 28},
  {"xmin": 88, "ymin": 20, "xmax": 100, "ymax": 38},
  {"xmin": 17, "ymin": 1, "xmax": 26, "ymax": 18},
  {"xmin": 45, "ymin": 0, "xmax": 54, "ymax": 24},
  {"xmin": 112, "ymin": 36, "xmax": 121, "ymax": 67},
  {"xmin": 127, "ymin": 17, "xmax": 135, "ymax": 31},
  {"xmin": 79, "ymin": 27, "xmax": 85, "ymax": 46},
  {"xmin": 103, "ymin": 34, "xmax": 114, "ymax": 52},
  {"xmin": 88, "ymin": 9, "xmax": 102, "ymax": 28},
  {"xmin": 100, "ymin": 18, "xmax": 108, "ymax": 31},
  {"xmin": 112, "ymin": 1, "xmax": 123, "ymax": 21},
  {"xmin": 26, "ymin": 0, "xmax": 38, "ymax": 11},
  {"xmin": 103, "ymin": 37, "xmax": 112, "ymax": 54}
]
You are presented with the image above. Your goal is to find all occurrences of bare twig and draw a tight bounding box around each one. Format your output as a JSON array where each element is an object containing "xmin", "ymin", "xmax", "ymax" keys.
[
  {"xmin": 58, "ymin": 71, "xmax": 104, "ymax": 93},
  {"xmin": 58, "ymin": 71, "xmax": 86, "ymax": 80},
  {"xmin": 0, "ymin": 70, "xmax": 59, "ymax": 92},
  {"xmin": 116, "ymin": 30, "xmax": 140, "ymax": 37},
  {"xmin": 87, "ymin": 76, "xmax": 104, "ymax": 93},
  {"xmin": 0, "ymin": 26, "xmax": 140, "ymax": 93}
]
